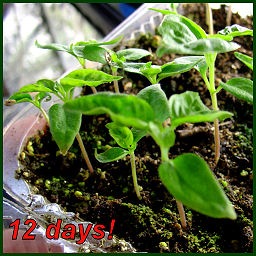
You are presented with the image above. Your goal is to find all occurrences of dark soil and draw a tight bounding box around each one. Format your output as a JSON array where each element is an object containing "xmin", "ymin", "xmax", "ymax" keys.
[{"xmin": 16, "ymin": 4, "xmax": 253, "ymax": 253}]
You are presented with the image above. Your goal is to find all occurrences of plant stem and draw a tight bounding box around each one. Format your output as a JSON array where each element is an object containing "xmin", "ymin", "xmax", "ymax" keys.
[
  {"xmin": 176, "ymin": 200, "xmax": 187, "ymax": 229},
  {"xmin": 113, "ymin": 69, "xmax": 120, "ymax": 93},
  {"xmin": 91, "ymin": 86, "xmax": 97, "ymax": 94},
  {"xmin": 211, "ymin": 92, "xmax": 220, "ymax": 164},
  {"xmin": 206, "ymin": 3, "xmax": 214, "ymax": 35},
  {"xmin": 208, "ymin": 56, "xmax": 220, "ymax": 164},
  {"xmin": 39, "ymin": 106, "xmax": 49, "ymax": 123},
  {"xmin": 130, "ymin": 151, "xmax": 142, "ymax": 200},
  {"xmin": 76, "ymin": 133, "xmax": 94, "ymax": 174}
]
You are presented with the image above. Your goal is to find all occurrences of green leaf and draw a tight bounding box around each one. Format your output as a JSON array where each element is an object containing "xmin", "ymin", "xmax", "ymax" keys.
[
  {"xmin": 159, "ymin": 153, "xmax": 237, "ymax": 219},
  {"xmin": 34, "ymin": 92, "xmax": 52, "ymax": 103},
  {"xmin": 95, "ymin": 147, "xmax": 129, "ymax": 163},
  {"xmin": 131, "ymin": 128, "xmax": 147, "ymax": 145},
  {"xmin": 149, "ymin": 122, "xmax": 176, "ymax": 155},
  {"xmin": 116, "ymin": 48, "xmax": 152, "ymax": 61},
  {"xmin": 218, "ymin": 24, "xmax": 253, "ymax": 37},
  {"xmin": 169, "ymin": 91, "xmax": 233, "ymax": 128},
  {"xmin": 122, "ymin": 62, "xmax": 146, "ymax": 74},
  {"xmin": 75, "ymin": 35, "xmax": 123, "ymax": 47},
  {"xmin": 234, "ymin": 52, "xmax": 253, "ymax": 70},
  {"xmin": 159, "ymin": 14, "xmax": 198, "ymax": 46},
  {"xmin": 35, "ymin": 40, "xmax": 71, "ymax": 53},
  {"xmin": 72, "ymin": 45, "xmax": 108, "ymax": 64},
  {"xmin": 137, "ymin": 84, "xmax": 169, "ymax": 123},
  {"xmin": 64, "ymin": 92, "xmax": 155, "ymax": 130},
  {"xmin": 219, "ymin": 78, "xmax": 253, "ymax": 104},
  {"xmin": 49, "ymin": 104, "xmax": 82, "ymax": 155},
  {"xmin": 194, "ymin": 57, "xmax": 208, "ymax": 77},
  {"xmin": 9, "ymin": 93, "xmax": 33, "ymax": 103},
  {"xmin": 60, "ymin": 69, "xmax": 122, "ymax": 88},
  {"xmin": 16, "ymin": 79, "xmax": 55, "ymax": 94},
  {"xmin": 158, "ymin": 56, "xmax": 204, "ymax": 81},
  {"xmin": 158, "ymin": 13, "xmax": 206, "ymax": 47},
  {"xmin": 106, "ymin": 122, "xmax": 134, "ymax": 149},
  {"xmin": 149, "ymin": 8, "xmax": 172, "ymax": 15},
  {"xmin": 140, "ymin": 62, "xmax": 162, "ymax": 77},
  {"xmin": 207, "ymin": 34, "xmax": 233, "ymax": 41},
  {"xmin": 158, "ymin": 37, "xmax": 240, "ymax": 56}
]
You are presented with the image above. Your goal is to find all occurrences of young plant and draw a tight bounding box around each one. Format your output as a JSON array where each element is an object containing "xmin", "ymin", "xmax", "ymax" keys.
[
  {"xmin": 63, "ymin": 84, "xmax": 236, "ymax": 228},
  {"xmin": 151, "ymin": 8, "xmax": 253, "ymax": 164},
  {"xmin": 95, "ymin": 122, "xmax": 143, "ymax": 200},
  {"xmin": 6, "ymin": 69, "xmax": 122, "ymax": 174},
  {"xmin": 94, "ymin": 83, "xmax": 170, "ymax": 200},
  {"xmin": 121, "ymin": 56, "xmax": 204, "ymax": 85},
  {"xmin": 105, "ymin": 48, "xmax": 152, "ymax": 93},
  {"xmin": 36, "ymin": 36, "xmax": 123, "ymax": 93}
]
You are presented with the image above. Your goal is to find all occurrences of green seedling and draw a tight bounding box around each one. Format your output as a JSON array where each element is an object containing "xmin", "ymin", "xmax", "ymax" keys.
[
  {"xmin": 94, "ymin": 83, "xmax": 169, "ymax": 200},
  {"xmin": 105, "ymin": 48, "xmax": 152, "ymax": 93},
  {"xmin": 121, "ymin": 56, "xmax": 204, "ymax": 85},
  {"xmin": 36, "ymin": 35, "xmax": 123, "ymax": 68},
  {"xmin": 151, "ymin": 7, "xmax": 253, "ymax": 164},
  {"xmin": 95, "ymin": 122, "xmax": 142, "ymax": 199},
  {"xmin": 6, "ymin": 69, "xmax": 122, "ymax": 174},
  {"xmin": 36, "ymin": 36, "xmax": 123, "ymax": 93},
  {"xmin": 64, "ymin": 84, "xmax": 236, "ymax": 228}
]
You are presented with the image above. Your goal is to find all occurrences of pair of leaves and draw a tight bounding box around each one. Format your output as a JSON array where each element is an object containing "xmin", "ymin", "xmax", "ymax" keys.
[
  {"xmin": 95, "ymin": 123, "xmax": 134, "ymax": 163},
  {"xmin": 95, "ymin": 84, "xmax": 169, "ymax": 163},
  {"xmin": 8, "ymin": 91, "xmax": 51, "ymax": 107},
  {"xmin": 219, "ymin": 78, "xmax": 253, "ymax": 104},
  {"xmin": 157, "ymin": 13, "xmax": 240, "ymax": 57},
  {"xmin": 123, "ymin": 56, "xmax": 204, "ymax": 83},
  {"xmin": 64, "ymin": 85, "xmax": 232, "ymax": 143},
  {"xmin": 36, "ymin": 35, "xmax": 123, "ymax": 65}
]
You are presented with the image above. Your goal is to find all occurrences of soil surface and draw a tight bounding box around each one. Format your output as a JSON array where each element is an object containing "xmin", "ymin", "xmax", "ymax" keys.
[{"xmin": 16, "ymin": 4, "xmax": 253, "ymax": 253}]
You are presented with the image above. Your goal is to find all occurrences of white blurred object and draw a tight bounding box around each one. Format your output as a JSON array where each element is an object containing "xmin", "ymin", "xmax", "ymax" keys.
[{"xmin": 210, "ymin": 3, "xmax": 253, "ymax": 18}]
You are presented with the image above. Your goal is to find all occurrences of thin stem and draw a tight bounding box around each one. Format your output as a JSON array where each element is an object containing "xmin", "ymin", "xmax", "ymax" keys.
[
  {"xmin": 91, "ymin": 86, "xmax": 97, "ymax": 94},
  {"xmin": 176, "ymin": 200, "xmax": 187, "ymax": 229},
  {"xmin": 211, "ymin": 92, "xmax": 220, "ymax": 164},
  {"xmin": 208, "ymin": 56, "xmax": 220, "ymax": 164},
  {"xmin": 76, "ymin": 133, "xmax": 94, "ymax": 174},
  {"xmin": 39, "ymin": 106, "xmax": 49, "ymax": 123},
  {"xmin": 206, "ymin": 3, "xmax": 214, "ymax": 35},
  {"xmin": 130, "ymin": 151, "xmax": 142, "ymax": 200},
  {"xmin": 226, "ymin": 5, "xmax": 232, "ymax": 26},
  {"xmin": 113, "ymin": 69, "xmax": 120, "ymax": 93}
]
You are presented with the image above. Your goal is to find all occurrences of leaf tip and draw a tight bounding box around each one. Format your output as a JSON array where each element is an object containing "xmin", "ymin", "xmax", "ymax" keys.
[{"xmin": 225, "ymin": 204, "xmax": 237, "ymax": 220}]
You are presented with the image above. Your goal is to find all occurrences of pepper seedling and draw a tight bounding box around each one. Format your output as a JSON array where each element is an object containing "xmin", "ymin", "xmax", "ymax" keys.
[
  {"xmin": 36, "ymin": 36, "xmax": 123, "ymax": 93},
  {"xmin": 64, "ymin": 84, "xmax": 236, "ymax": 228},
  {"xmin": 6, "ymin": 69, "xmax": 122, "ymax": 174},
  {"xmin": 151, "ymin": 8, "xmax": 253, "ymax": 164},
  {"xmin": 105, "ymin": 48, "xmax": 152, "ymax": 93},
  {"xmin": 36, "ymin": 35, "xmax": 123, "ymax": 68},
  {"xmin": 94, "ymin": 83, "xmax": 169, "ymax": 200},
  {"xmin": 95, "ymin": 122, "xmax": 143, "ymax": 200},
  {"xmin": 121, "ymin": 56, "xmax": 204, "ymax": 85}
]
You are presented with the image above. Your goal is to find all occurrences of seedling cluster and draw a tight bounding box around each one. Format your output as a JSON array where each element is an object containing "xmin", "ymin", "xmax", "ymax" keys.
[{"xmin": 6, "ymin": 5, "xmax": 253, "ymax": 230}]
